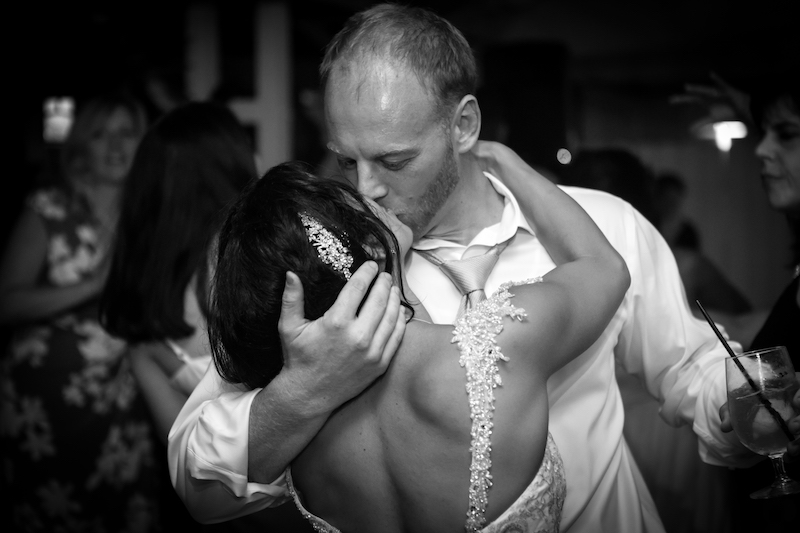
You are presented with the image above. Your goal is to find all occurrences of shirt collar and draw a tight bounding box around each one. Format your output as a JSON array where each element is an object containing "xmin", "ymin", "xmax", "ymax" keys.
[{"xmin": 413, "ymin": 171, "xmax": 534, "ymax": 252}]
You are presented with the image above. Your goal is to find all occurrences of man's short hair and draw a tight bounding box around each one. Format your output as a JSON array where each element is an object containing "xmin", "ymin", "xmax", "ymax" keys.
[{"xmin": 320, "ymin": 3, "xmax": 477, "ymax": 122}]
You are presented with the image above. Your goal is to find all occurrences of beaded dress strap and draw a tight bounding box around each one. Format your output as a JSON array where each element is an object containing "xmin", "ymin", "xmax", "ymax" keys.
[{"xmin": 451, "ymin": 277, "xmax": 542, "ymax": 532}]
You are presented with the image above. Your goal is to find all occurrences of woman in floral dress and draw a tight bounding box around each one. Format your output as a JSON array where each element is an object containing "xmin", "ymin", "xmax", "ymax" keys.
[{"xmin": 0, "ymin": 93, "xmax": 160, "ymax": 532}]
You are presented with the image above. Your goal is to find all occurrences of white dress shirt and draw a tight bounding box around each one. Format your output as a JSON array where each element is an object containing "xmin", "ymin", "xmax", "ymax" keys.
[{"xmin": 168, "ymin": 174, "xmax": 756, "ymax": 530}]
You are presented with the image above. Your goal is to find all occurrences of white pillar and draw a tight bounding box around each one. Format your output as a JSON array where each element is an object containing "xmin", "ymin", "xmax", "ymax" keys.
[
  {"xmin": 185, "ymin": 2, "xmax": 221, "ymax": 102},
  {"xmin": 229, "ymin": 2, "xmax": 293, "ymax": 174}
]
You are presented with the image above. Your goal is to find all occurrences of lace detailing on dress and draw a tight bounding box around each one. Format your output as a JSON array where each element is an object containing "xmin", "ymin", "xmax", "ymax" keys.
[
  {"xmin": 287, "ymin": 468, "xmax": 342, "ymax": 533},
  {"xmin": 452, "ymin": 278, "xmax": 542, "ymax": 532},
  {"xmin": 481, "ymin": 433, "xmax": 565, "ymax": 533}
]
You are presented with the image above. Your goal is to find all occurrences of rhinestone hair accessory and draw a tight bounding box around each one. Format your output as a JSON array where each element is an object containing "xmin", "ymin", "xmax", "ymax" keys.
[{"xmin": 300, "ymin": 213, "xmax": 353, "ymax": 280}]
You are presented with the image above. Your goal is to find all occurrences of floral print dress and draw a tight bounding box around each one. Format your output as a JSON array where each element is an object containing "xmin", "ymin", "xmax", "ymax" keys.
[{"xmin": 1, "ymin": 188, "xmax": 160, "ymax": 532}]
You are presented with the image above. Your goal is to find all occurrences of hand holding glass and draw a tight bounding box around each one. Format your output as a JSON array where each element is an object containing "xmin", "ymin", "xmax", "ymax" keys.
[{"xmin": 726, "ymin": 345, "xmax": 800, "ymax": 499}]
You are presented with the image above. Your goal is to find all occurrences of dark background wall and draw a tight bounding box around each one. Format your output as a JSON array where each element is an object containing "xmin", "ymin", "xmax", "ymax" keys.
[{"xmin": 10, "ymin": 0, "xmax": 799, "ymax": 308}]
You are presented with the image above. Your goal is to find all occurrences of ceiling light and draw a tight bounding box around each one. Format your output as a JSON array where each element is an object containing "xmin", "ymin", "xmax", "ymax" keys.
[{"xmin": 690, "ymin": 104, "xmax": 748, "ymax": 152}]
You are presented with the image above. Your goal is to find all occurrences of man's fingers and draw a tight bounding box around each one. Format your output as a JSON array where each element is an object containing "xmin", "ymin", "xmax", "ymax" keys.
[
  {"xmin": 328, "ymin": 261, "xmax": 380, "ymax": 319},
  {"xmin": 786, "ymin": 439, "xmax": 800, "ymax": 463},
  {"xmin": 709, "ymin": 71, "xmax": 735, "ymax": 92},
  {"xmin": 789, "ymin": 415, "xmax": 800, "ymax": 436},
  {"xmin": 380, "ymin": 290, "xmax": 408, "ymax": 368},
  {"xmin": 668, "ymin": 94, "xmax": 702, "ymax": 105},
  {"xmin": 683, "ymin": 83, "xmax": 721, "ymax": 98},
  {"xmin": 720, "ymin": 403, "xmax": 733, "ymax": 433},
  {"xmin": 278, "ymin": 271, "xmax": 307, "ymax": 335},
  {"xmin": 357, "ymin": 271, "xmax": 393, "ymax": 321},
  {"xmin": 369, "ymin": 285, "xmax": 403, "ymax": 361}
]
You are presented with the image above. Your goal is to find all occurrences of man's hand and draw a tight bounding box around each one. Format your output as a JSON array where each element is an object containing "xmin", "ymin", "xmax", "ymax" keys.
[
  {"xmin": 247, "ymin": 261, "xmax": 407, "ymax": 484},
  {"xmin": 278, "ymin": 261, "xmax": 406, "ymax": 415},
  {"xmin": 785, "ymin": 382, "xmax": 800, "ymax": 462},
  {"xmin": 719, "ymin": 376, "xmax": 800, "ymax": 462}
]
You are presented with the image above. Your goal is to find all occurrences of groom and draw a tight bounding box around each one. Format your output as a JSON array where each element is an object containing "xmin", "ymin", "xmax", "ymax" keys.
[{"xmin": 169, "ymin": 4, "xmax": 799, "ymax": 532}]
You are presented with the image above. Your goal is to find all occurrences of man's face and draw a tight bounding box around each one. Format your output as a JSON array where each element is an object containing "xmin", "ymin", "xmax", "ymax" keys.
[{"xmin": 324, "ymin": 59, "xmax": 459, "ymax": 240}]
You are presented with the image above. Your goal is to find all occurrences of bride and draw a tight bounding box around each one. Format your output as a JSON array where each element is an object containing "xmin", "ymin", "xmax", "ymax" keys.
[{"xmin": 208, "ymin": 149, "xmax": 630, "ymax": 532}]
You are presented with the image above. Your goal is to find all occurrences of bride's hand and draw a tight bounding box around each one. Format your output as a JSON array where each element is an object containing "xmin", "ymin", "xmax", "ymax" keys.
[
  {"xmin": 472, "ymin": 140, "xmax": 560, "ymax": 205},
  {"xmin": 472, "ymin": 140, "xmax": 512, "ymax": 178},
  {"xmin": 472, "ymin": 140, "xmax": 543, "ymax": 189}
]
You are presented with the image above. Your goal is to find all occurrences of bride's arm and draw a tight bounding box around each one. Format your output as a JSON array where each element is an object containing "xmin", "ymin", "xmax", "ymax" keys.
[
  {"xmin": 375, "ymin": 139, "xmax": 628, "ymax": 378},
  {"xmin": 469, "ymin": 140, "xmax": 630, "ymax": 376},
  {"xmin": 472, "ymin": 140, "xmax": 622, "ymax": 266}
]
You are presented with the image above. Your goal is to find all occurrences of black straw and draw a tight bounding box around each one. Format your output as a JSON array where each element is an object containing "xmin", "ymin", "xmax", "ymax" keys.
[{"xmin": 695, "ymin": 300, "xmax": 794, "ymax": 441}]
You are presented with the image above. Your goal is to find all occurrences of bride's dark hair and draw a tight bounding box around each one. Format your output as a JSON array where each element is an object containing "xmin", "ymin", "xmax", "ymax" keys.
[{"xmin": 209, "ymin": 161, "xmax": 407, "ymax": 389}]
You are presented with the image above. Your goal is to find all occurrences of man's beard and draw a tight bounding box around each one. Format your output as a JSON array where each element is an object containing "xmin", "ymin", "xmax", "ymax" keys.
[{"xmin": 404, "ymin": 140, "xmax": 459, "ymax": 240}]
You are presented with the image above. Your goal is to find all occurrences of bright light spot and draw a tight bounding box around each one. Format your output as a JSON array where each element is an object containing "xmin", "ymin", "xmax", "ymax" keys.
[
  {"xmin": 712, "ymin": 121, "xmax": 747, "ymax": 152},
  {"xmin": 43, "ymin": 97, "xmax": 75, "ymax": 143}
]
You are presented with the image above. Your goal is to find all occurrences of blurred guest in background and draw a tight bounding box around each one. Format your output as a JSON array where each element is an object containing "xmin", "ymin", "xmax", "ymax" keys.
[
  {"xmin": 653, "ymin": 171, "xmax": 752, "ymax": 317},
  {"xmin": 100, "ymin": 100, "xmax": 313, "ymax": 532},
  {"xmin": 0, "ymin": 93, "xmax": 160, "ymax": 531},
  {"xmin": 562, "ymin": 148, "xmax": 660, "ymax": 224},
  {"xmin": 563, "ymin": 148, "xmax": 751, "ymax": 316},
  {"xmin": 746, "ymin": 80, "xmax": 800, "ymax": 354},
  {"xmin": 654, "ymin": 172, "xmax": 701, "ymax": 251},
  {"xmin": 101, "ymin": 101, "xmax": 253, "ymax": 445},
  {"xmin": 738, "ymin": 74, "xmax": 800, "ymax": 533},
  {"xmin": 679, "ymin": 73, "xmax": 800, "ymax": 533}
]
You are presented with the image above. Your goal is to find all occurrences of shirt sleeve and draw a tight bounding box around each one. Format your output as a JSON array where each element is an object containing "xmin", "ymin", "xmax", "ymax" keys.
[
  {"xmin": 611, "ymin": 202, "xmax": 761, "ymax": 468},
  {"xmin": 168, "ymin": 362, "xmax": 291, "ymax": 523}
]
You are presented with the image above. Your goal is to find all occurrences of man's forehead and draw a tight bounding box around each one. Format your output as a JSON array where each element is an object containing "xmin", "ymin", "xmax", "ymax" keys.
[
  {"xmin": 326, "ymin": 55, "xmax": 433, "ymax": 104},
  {"xmin": 323, "ymin": 56, "xmax": 444, "ymax": 159}
]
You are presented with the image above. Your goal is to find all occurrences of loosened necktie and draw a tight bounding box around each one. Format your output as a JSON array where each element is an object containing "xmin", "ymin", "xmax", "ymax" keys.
[{"xmin": 418, "ymin": 240, "xmax": 510, "ymax": 320}]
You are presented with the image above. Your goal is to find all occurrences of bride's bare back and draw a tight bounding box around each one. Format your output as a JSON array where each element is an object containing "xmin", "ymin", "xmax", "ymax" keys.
[{"xmin": 291, "ymin": 279, "xmax": 571, "ymax": 533}]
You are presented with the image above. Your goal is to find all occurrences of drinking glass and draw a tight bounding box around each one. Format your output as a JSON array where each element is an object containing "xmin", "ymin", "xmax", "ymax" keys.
[{"xmin": 725, "ymin": 345, "xmax": 800, "ymax": 499}]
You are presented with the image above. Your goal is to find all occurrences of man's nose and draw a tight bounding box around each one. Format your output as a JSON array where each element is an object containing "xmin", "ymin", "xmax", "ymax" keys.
[{"xmin": 356, "ymin": 163, "xmax": 388, "ymax": 201}]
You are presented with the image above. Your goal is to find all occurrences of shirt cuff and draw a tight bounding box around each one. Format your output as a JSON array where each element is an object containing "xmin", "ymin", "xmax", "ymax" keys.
[{"xmin": 187, "ymin": 387, "xmax": 290, "ymax": 500}]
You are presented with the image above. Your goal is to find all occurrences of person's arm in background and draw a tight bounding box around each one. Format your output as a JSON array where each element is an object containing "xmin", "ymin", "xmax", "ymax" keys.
[
  {"xmin": 168, "ymin": 261, "xmax": 407, "ymax": 523},
  {"xmin": 670, "ymin": 71, "xmax": 753, "ymax": 125},
  {"xmin": 0, "ymin": 207, "xmax": 107, "ymax": 324},
  {"xmin": 130, "ymin": 342, "xmax": 189, "ymax": 445}
]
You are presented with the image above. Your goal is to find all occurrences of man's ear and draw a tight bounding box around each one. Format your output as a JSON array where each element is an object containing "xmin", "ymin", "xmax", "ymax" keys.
[{"xmin": 451, "ymin": 95, "xmax": 480, "ymax": 154}]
